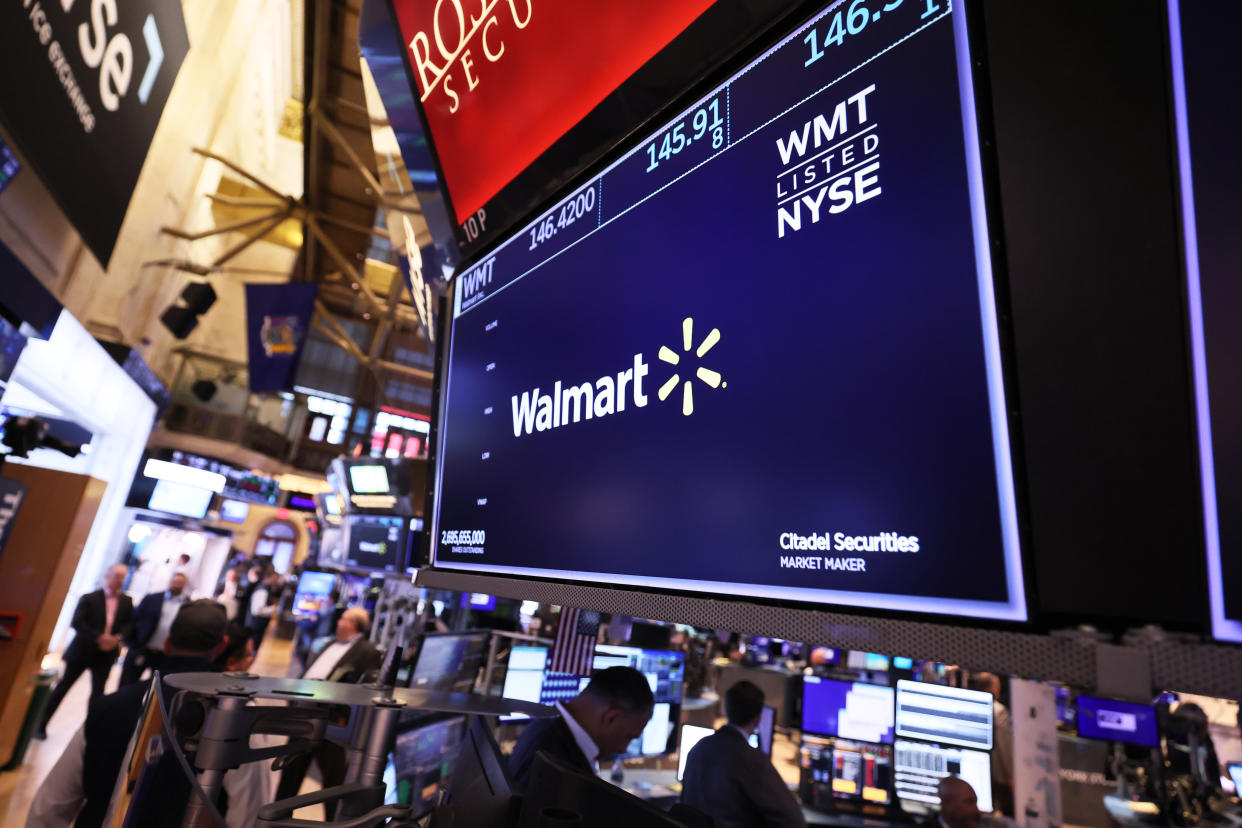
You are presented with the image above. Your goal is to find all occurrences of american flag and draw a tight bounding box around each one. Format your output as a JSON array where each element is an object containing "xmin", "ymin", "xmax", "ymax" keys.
[{"xmin": 548, "ymin": 606, "xmax": 600, "ymax": 675}]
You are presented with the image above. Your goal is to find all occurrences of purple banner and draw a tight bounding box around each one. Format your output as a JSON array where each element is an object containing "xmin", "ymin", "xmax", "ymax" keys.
[{"xmin": 245, "ymin": 283, "xmax": 317, "ymax": 392}]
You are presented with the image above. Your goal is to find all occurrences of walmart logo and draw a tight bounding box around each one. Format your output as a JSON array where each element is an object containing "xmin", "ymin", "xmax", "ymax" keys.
[
  {"xmin": 657, "ymin": 317, "xmax": 725, "ymax": 416},
  {"xmin": 510, "ymin": 317, "xmax": 724, "ymax": 437}
]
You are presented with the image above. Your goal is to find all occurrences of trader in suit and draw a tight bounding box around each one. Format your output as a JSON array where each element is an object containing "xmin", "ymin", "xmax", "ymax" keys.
[
  {"xmin": 681, "ymin": 680, "xmax": 807, "ymax": 828},
  {"xmin": 119, "ymin": 572, "xmax": 190, "ymax": 686},
  {"xmin": 274, "ymin": 607, "xmax": 381, "ymax": 817},
  {"xmin": 35, "ymin": 564, "xmax": 134, "ymax": 739},
  {"xmin": 509, "ymin": 666, "xmax": 655, "ymax": 793}
]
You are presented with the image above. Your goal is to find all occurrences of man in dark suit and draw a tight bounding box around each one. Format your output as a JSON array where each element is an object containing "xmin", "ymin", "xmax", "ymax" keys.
[
  {"xmin": 36, "ymin": 564, "xmax": 134, "ymax": 738},
  {"xmin": 933, "ymin": 777, "xmax": 983, "ymax": 828},
  {"xmin": 509, "ymin": 666, "xmax": 655, "ymax": 793},
  {"xmin": 119, "ymin": 572, "xmax": 190, "ymax": 686},
  {"xmin": 275, "ymin": 607, "xmax": 382, "ymax": 816},
  {"xmin": 681, "ymin": 680, "xmax": 807, "ymax": 828}
]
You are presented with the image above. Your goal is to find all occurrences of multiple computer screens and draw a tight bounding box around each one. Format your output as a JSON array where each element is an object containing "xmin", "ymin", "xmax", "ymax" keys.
[{"xmin": 500, "ymin": 643, "xmax": 686, "ymax": 758}]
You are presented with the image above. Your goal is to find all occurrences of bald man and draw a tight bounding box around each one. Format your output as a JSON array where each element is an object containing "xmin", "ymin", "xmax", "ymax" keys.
[
  {"xmin": 936, "ymin": 777, "xmax": 983, "ymax": 828},
  {"xmin": 276, "ymin": 606, "xmax": 381, "ymax": 816},
  {"xmin": 36, "ymin": 565, "xmax": 134, "ymax": 738}
]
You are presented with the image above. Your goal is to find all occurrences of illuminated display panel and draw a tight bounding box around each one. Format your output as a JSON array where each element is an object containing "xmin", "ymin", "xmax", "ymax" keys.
[{"xmin": 430, "ymin": 0, "xmax": 1027, "ymax": 621}]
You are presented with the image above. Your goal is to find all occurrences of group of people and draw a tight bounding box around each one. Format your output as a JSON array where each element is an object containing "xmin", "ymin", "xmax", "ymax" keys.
[
  {"xmin": 26, "ymin": 561, "xmax": 382, "ymax": 828},
  {"xmin": 510, "ymin": 670, "xmax": 991, "ymax": 828}
]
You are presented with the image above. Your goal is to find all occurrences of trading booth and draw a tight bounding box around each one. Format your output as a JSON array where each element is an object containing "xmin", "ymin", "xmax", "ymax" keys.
[{"xmin": 96, "ymin": 0, "xmax": 1242, "ymax": 826}]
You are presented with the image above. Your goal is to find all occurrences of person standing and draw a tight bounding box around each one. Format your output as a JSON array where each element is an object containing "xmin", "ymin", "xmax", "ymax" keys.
[
  {"xmin": 119, "ymin": 573, "xmax": 190, "ymax": 686},
  {"xmin": 969, "ymin": 672, "xmax": 1013, "ymax": 816},
  {"xmin": 274, "ymin": 607, "xmax": 381, "ymax": 818},
  {"xmin": 680, "ymin": 680, "xmax": 807, "ymax": 828},
  {"xmin": 35, "ymin": 565, "xmax": 133, "ymax": 739},
  {"xmin": 245, "ymin": 570, "xmax": 282, "ymax": 651}
]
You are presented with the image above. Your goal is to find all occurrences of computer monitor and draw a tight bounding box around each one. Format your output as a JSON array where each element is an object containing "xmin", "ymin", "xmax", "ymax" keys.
[
  {"xmin": 501, "ymin": 645, "xmax": 549, "ymax": 722},
  {"xmin": 802, "ymin": 677, "xmax": 895, "ymax": 744},
  {"xmin": 390, "ymin": 714, "xmax": 468, "ymax": 818},
  {"xmin": 219, "ymin": 499, "xmax": 250, "ymax": 523},
  {"xmin": 1227, "ymin": 762, "xmax": 1242, "ymax": 794},
  {"xmin": 893, "ymin": 738, "xmax": 993, "ymax": 813},
  {"xmin": 1075, "ymin": 695, "xmax": 1160, "ymax": 748},
  {"xmin": 292, "ymin": 571, "xmax": 336, "ymax": 616},
  {"xmin": 678, "ymin": 724, "xmax": 714, "ymax": 781},
  {"xmin": 410, "ymin": 632, "xmax": 490, "ymax": 693},
  {"xmin": 895, "ymin": 680, "xmax": 994, "ymax": 751},
  {"xmin": 747, "ymin": 704, "xmax": 775, "ymax": 755},
  {"xmin": 519, "ymin": 750, "xmax": 688, "ymax": 828},
  {"xmin": 446, "ymin": 717, "xmax": 519, "ymax": 827},
  {"xmin": 799, "ymin": 735, "xmax": 893, "ymax": 809}
]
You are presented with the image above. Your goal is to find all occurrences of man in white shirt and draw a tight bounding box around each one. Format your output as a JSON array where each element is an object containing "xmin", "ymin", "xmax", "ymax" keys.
[
  {"xmin": 508, "ymin": 666, "xmax": 654, "ymax": 792},
  {"xmin": 120, "ymin": 573, "xmax": 189, "ymax": 686},
  {"xmin": 274, "ymin": 607, "xmax": 381, "ymax": 817}
]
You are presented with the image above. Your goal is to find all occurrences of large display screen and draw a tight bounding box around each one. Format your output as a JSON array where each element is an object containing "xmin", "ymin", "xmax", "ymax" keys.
[
  {"xmin": 1168, "ymin": 0, "xmax": 1242, "ymax": 642},
  {"xmin": 803, "ymin": 678, "xmax": 894, "ymax": 744},
  {"xmin": 147, "ymin": 480, "xmax": 213, "ymax": 519},
  {"xmin": 800, "ymin": 735, "xmax": 893, "ymax": 806},
  {"xmin": 429, "ymin": 0, "xmax": 1027, "ymax": 621},
  {"xmin": 1075, "ymin": 696, "xmax": 1159, "ymax": 748},
  {"xmin": 895, "ymin": 680, "xmax": 993, "ymax": 750}
]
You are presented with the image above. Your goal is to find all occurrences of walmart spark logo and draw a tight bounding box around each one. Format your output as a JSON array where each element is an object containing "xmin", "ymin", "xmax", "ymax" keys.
[{"xmin": 657, "ymin": 317, "xmax": 725, "ymax": 416}]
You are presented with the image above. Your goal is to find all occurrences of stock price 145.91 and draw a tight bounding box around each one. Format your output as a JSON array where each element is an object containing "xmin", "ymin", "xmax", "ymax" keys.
[{"xmin": 645, "ymin": 96, "xmax": 724, "ymax": 173}]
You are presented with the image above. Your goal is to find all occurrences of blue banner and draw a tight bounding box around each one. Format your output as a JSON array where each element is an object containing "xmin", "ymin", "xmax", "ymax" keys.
[{"xmin": 244, "ymin": 283, "xmax": 317, "ymax": 392}]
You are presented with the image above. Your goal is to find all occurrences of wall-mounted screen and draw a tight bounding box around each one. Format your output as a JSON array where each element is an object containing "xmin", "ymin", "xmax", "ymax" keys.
[
  {"xmin": 895, "ymin": 680, "xmax": 993, "ymax": 751},
  {"xmin": 800, "ymin": 735, "xmax": 892, "ymax": 807},
  {"xmin": 1075, "ymin": 696, "xmax": 1159, "ymax": 748},
  {"xmin": 1168, "ymin": 0, "xmax": 1242, "ymax": 643},
  {"xmin": 803, "ymin": 678, "xmax": 894, "ymax": 745},
  {"xmin": 429, "ymin": 0, "xmax": 1027, "ymax": 622},
  {"xmin": 147, "ymin": 479, "xmax": 213, "ymax": 519},
  {"xmin": 219, "ymin": 499, "xmax": 250, "ymax": 524},
  {"xmin": 293, "ymin": 571, "xmax": 337, "ymax": 615}
]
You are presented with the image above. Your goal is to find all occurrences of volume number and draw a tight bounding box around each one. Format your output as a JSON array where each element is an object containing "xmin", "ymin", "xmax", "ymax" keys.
[{"xmin": 441, "ymin": 529, "xmax": 486, "ymax": 545}]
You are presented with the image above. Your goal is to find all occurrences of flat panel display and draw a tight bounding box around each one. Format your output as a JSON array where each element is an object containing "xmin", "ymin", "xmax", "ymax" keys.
[
  {"xmin": 430, "ymin": 0, "xmax": 1027, "ymax": 622},
  {"xmin": 219, "ymin": 499, "xmax": 250, "ymax": 524},
  {"xmin": 893, "ymin": 738, "xmax": 992, "ymax": 812},
  {"xmin": 802, "ymin": 678, "xmax": 894, "ymax": 745},
  {"xmin": 800, "ymin": 735, "xmax": 892, "ymax": 807},
  {"xmin": 147, "ymin": 480, "xmax": 213, "ymax": 519},
  {"xmin": 1075, "ymin": 696, "xmax": 1159, "ymax": 748},
  {"xmin": 500, "ymin": 645, "xmax": 548, "ymax": 721},
  {"xmin": 411, "ymin": 632, "xmax": 489, "ymax": 692},
  {"xmin": 678, "ymin": 724, "xmax": 714, "ymax": 781},
  {"xmin": 895, "ymin": 680, "xmax": 993, "ymax": 750},
  {"xmin": 748, "ymin": 704, "xmax": 776, "ymax": 755},
  {"xmin": 293, "ymin": 571, "xmax": 337, "ymax": 615},
  {"xmin": 1168, "ymin": 0, "xmax": 1242, "ymax": 642},
  {"xmin": 349, "ymin": 465, "xmax": 391, "ymax": 495},
  {"xmin": 345, "ymin": 514, "xmax": 405, "ymax": 573},
  {"xmin": 390, "ymin": 715, "xmax": 468, "ymax": 818}
]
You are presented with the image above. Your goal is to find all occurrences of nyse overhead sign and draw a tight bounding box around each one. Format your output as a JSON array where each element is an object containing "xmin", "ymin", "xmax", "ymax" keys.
[
  {"xmin": 1, "ymin": 0, "xmax": 189, "ymax": 266},
  {"xmin": 389, "ymin": 0, "xmax": 714, "ymax": 226}
]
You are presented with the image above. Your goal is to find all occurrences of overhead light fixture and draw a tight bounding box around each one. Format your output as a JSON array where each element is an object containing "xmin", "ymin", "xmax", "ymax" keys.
[{"xmin": 143, "ymin": 458, "xmax": 226, "ymax": 493}]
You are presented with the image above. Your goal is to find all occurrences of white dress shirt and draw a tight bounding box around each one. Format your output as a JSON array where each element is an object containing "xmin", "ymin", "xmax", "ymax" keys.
[
  {"xmin": 555, "ymin": 700, "xmax": 601, "ymax": 772},
  {"xmin": 303, "ymin": 634, "xmax": 362, "ymax": 681},
  {"xmin": 150, "ymin": 592, "xmax": 187, "ymax": 650}
]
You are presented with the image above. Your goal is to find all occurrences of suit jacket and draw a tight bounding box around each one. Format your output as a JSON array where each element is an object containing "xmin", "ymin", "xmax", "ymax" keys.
[
  {"xmin": 508, "ymin": 713, "xmax": 593, "ymax": 794},
  {"xmin": 77, "ymin": 654, "xmax": 216, "ymax": 828},
  {"xmin": 64, "ymin": 589, "xmax": 134, "ymax": 665},
  {"xmin": 128, "ymin": 591, "xmax": 174, "ymax": 648},
  {"xmin": 302, "ymin": 636, "xmax": 382, "ymax": 684},
  {"xmin": 681, "ymin": 726, "xmax": 807, "ymax": 828}
]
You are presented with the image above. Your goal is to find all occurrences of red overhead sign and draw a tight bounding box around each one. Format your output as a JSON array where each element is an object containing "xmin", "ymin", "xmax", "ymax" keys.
[{"xmin": 390, "ymin": 0, "xmax": 715, "ymax": 225}]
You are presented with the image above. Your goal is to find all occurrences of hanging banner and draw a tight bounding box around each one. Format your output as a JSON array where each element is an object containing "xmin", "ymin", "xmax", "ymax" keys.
[
  {"xmin": 1011, "ymin": 679, "xmax": 1063, "ymax": 828},
  {"xmin": 387, "ymin": 0, "xmax": 715, "ymax": 225},
  {"xmin": 0, "ymin": 0, "xmax": 190, "ymax": 266},
  {"xmin": 244, "ymin": 283, "xmax": 318, "ymax": 392}
]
